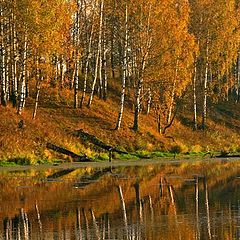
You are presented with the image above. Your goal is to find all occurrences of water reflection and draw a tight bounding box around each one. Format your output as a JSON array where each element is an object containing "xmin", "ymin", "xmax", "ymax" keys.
[{"xmin": 0, "ymin": 160, "xmax": 239, "ymax": 239}]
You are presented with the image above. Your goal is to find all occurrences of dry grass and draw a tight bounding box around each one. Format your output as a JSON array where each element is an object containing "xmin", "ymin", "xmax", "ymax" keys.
[{"xmin": 1, "ymin": 85, "xmax": 240, "ymax": 162}]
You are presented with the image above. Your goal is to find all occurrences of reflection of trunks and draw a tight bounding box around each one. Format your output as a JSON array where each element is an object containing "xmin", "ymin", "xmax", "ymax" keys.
[{"xmin": 0, "ymin": 160, "xmax": 239, "ymax": 240}]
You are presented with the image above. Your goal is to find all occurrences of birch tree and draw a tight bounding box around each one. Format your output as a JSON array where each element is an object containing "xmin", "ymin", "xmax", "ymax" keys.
[
  {"xmin": 87, "ymin": 0, "xmax": 104, "ymax": 108},
  {"xmin": 132, "ymin": 0, "xmax": 153, "ymax": 131},
  {"xmin": 149, "ymin": 0, "xmax": 196, "ymax": 133},
  {"xmin": 115, "ymin": 0, "xmax": 128, "ymax": 130},
  {"xmin": 190, "ymin": 0, "xmax": 239, "ymax": 129}
]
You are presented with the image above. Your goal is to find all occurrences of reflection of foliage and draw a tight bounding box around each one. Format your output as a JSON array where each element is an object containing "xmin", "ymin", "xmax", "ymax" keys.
[{"xmin": 0, "ymin": 160, "xmax": 239, "ymax": 239}]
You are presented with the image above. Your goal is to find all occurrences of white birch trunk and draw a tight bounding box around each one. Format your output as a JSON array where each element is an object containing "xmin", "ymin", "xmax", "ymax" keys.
[
  {"xmin": 147, "ymin": 88, "xmax": 151, "ymax": 115},
  {"xmin": 133, "ymin": 67, "xmax": 145, "ymax": 131},
  {"xmin": 18, "ymin": 32, "xmax": 27, "ymax": 115},
  {"xmin": 74, "ymin": 6, "xmax": 80, "ymax": 109},
  {"xmin": 193, "ymin": 60, "xmax": 198, "ymax": 130},
  {"xmin": 133, "ymin": 5, "xmax": 152, "ymax": 131},
  {"xmin": 60, "ymin": 56, "xmax": 64, "ymax": 89},
  {"xmin": 202, "ymin": 38, "xmax": 209, "ymax": 130},
  {"xmin": 32, "ymin": 58, "xmax": 42, "ymax": 120},
  {"xmin": 115, "ymin": 1, "xmax": 128, "ymax": 130},
  {"xmin": 103, "ymin": 17, "xmax": 108, "ymax": 100},
  {"xmin": 74, "ymin": 54, "xmax": 80, "ymax": 108},
  {"xmin": 0, "ymin": 5, "xmax": 7, "ymax": 106},
  {"xmin": 110, "ymin": 0, "xmax": 116, "ymax": 79},
  {"xmin": 167, "ymin": 59, "xmax": 179, "ymax": 124},
  {"xmin": 5, "ymin": 18, "xmax": 11, "ymax": 101},
  {"xmin": 80, "ymin": 13, "xmax": 94, "ymax": 108},
  {"xmin": 98, "ymin": 10, "xmax": 103, "ymax": 100},
  {"xmin": 11, "ymin": 5, "xmax": 18, "ymax": 107},
  {"xmin": 87, "ymin": 0, "xmax": 104, "ymax": 108}
]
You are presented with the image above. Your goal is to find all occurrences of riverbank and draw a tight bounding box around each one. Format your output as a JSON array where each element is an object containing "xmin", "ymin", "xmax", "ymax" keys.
[
  {"xmin": 1, "ymin": 156, "xmax": 239, "ymax": 172},
  {"xmin": 1, "ymin": 88, "xmax": 240, "ymax": 164}
]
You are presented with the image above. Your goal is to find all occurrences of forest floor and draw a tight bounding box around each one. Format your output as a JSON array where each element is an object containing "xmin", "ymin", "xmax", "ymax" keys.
[{"xmin": 1, "ymin": 86, "xmax": 240, "ymax": 165}]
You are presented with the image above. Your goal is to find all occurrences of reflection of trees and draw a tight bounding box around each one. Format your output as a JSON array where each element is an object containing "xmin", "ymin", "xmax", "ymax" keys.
[
  {"xmin": 0, "ymin": 161, "xmax": 239, "ymax": 239},
  {"xmin": 195, "ymin": 176, "xmax": 200, "ymax": 240},
  {"xmin": 204, "ymin": 177, "xmax": 212, "ymax": 240}
]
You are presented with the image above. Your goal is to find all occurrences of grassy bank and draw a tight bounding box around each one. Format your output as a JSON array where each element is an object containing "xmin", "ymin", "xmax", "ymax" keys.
[{"xmin": 1, "ymin": 86, "xmax": 240, "ymax": 165}]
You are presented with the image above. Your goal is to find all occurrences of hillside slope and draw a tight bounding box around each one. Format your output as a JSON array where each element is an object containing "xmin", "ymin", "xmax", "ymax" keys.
[{"xmin": 1, "ymin": 86, "xmax": 240, "ymax": 163}]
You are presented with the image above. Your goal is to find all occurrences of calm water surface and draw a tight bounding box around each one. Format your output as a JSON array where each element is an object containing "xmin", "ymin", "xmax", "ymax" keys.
[{"xmin": 0, "ymin": 160, "xmax": 239, "ymax": 240}]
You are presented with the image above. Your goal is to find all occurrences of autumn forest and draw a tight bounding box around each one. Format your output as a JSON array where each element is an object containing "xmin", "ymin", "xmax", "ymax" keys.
[{"xmin": 1, "ymin": 0, "xmax": 240, "ymax": 161}]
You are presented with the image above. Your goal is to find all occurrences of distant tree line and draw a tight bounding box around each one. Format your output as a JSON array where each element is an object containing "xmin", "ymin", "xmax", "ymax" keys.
[{"xmin": 1, "ymin": 0, "xmax": 240, "ymax": 132}]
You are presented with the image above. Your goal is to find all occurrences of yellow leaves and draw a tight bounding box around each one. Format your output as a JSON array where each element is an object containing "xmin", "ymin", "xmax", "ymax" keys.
[{"xmin": 15, "ymin": 0, "xmax": 74, "ymax": 57}]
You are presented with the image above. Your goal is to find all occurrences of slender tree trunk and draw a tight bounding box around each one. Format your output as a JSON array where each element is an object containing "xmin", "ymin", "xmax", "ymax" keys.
[
  {"xmin": 147, "ymin": 88, "xmax": 151, "ymax": 115},
  {"xmin": 167, "ymin": 60, "xmax": 179, "ymax": 124},
  {"xmin": 103, "ymin": 18, "xmax": 108, "ymax": 101},
  {"xmin": 20, "ymin": 209, "xmax": 29, "ymax": 240},
  {"xmin": 159, "ymin": 177, "xmax": 164, "ymax": 198},
  {"xmin": 98, "ymin": 10, "xmax": 103, "ymax": 100},
  {"xmin": 73, "ymin": 5, "xmax": 81, "ymax": 109},
  {"xmin": 167, "ymin": 184, "xmax": 181, "ymax": 240},
  {"xmin": 74, "ymin": 53, "xmax": 80, "ymax": 109},
  {"xmin": 157, "ymin": 113, "xmax": 161, "ymax": 134},
  {"xmin": 110, "ymin": 0, "xmax": 116, "ymax": 79},
  {"xmin": 60, "ymin": 56, "xmax": 64, "ymax": 89},
  {"xmin": 117, "ymin": 186, "xmax": 128, "ymax": 239},
  {"xmin": 80, "ymin": 13, "xmax": 94, "ymax": 108},
  {"xmin": 54, "ymin": 56, "xmax": 59, "ymax": 85},
  {"xmin": 202, "ymin": 38, "xmax": 209, "ymax": 130},
  {"xmin": 203, "ymin": 177, "xmax": 212, "ymax": 240},
  {"xmin": 115, "ymin": 1, "xmax": 128, "ymax": 130},
  {"xmin": 82, "ymin": 208, "xmax": 90, "ymax": 240},
  {"xmin": 35, "ymin": 204, "xmax": 43, "ymax": 239},
  {"xmin": 193, "ymin": 60, "xmax": 198, "ymax": 130},
  {"xmin": 71, "ymin": 54, "xmax": 76, "ymax": 90},
  {"xmin": 32, "ymin": 79, "xmax": 42, "ymax": 120},
  {"xmin": 18, "ymin": 32, "xmax": 27, "ymax": 115},
  {"xmin": 133, "ymin": 5, "xmax": 151, "ymax": 131},
  {"xmin": 76, "ymin": 208, "xmax": 82, "ymax": 240},
  {"xmin": 195, "ymin": 177, "xmax": 200, "ymax": 240},
  {"xmin": 11, "ymin": 7, "xmax": 18, "ymax": 107},
  {"xmin": 32, "ymin": 58, "xmax": 42, "ymax": 120},
  {"xmin": 0, "ymin": 5, "xmax": 7, "ymax": 106},
  {"xmin": 133, "ymin": 74, "xmax": 144, "ymax": 131},
  {"xmin": 5, "ymin": 19, "xmax": 10, "ymax": 102},
  {"xmin": 90, "ymin": 209, "xmax": 100, "ymax": 240},
  {"xmin": 88, "ymin": 0, "xmax": 104, "ymax": 108},
  {"xmin": 134, "ymin": 183, "xmax": 143, "ymax": 222}
]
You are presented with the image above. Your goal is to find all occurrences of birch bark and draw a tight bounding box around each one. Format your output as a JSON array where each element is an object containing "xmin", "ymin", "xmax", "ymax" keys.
[
  {"xmin": 88, "ymin": 0, "xmax": 104, "ymax": 108},
  {"xmin": 133, "ymin": 5, "xmax": 152, "ymax": 131},
  {"xmin": 202, "ymin": 37, "xmax": 209, "ymax": 130},
  {"xmin": 0, "ymin": 5, "xmax": 7, "ymax": 106},
  {"xmin": 18, "ymin": 32, "xmax": 28, "ymax": 115},
  {"xmin": 193, "ymin": 60, "xmax": 198, "ymax": 130},
  {"xmin": 115, "ymin": 1, "xmax": 128, "ymax": 130},
  {"xmin": 80, "ymin": 12, "xmax": 94, "ymax": 108}
]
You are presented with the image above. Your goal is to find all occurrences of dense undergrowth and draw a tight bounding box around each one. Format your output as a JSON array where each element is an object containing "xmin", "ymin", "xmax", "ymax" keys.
[{"xmin": 1, "ymin": 85, "xmax": 240, "ymax": 165}]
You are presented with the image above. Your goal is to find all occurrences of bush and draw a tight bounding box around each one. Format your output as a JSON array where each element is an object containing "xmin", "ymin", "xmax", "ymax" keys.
[{"xmin": 169, "ymin": 144, "xmax": 188, "ymax": 155}]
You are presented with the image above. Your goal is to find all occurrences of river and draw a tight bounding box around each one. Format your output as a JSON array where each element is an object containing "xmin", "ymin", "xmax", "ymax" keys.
[{"xmin": 0, "ymin": 159, "xmax": 239, "ymax": 239}]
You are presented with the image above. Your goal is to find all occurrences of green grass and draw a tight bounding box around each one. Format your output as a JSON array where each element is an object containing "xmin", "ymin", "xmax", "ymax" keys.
[
  {"xmin": 117, "ymin": 153, "xmax": 139, "ymax": 160},
  {"xmin": 0, "ymin": 161, "xmax": 19, "ymax": 167}
]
